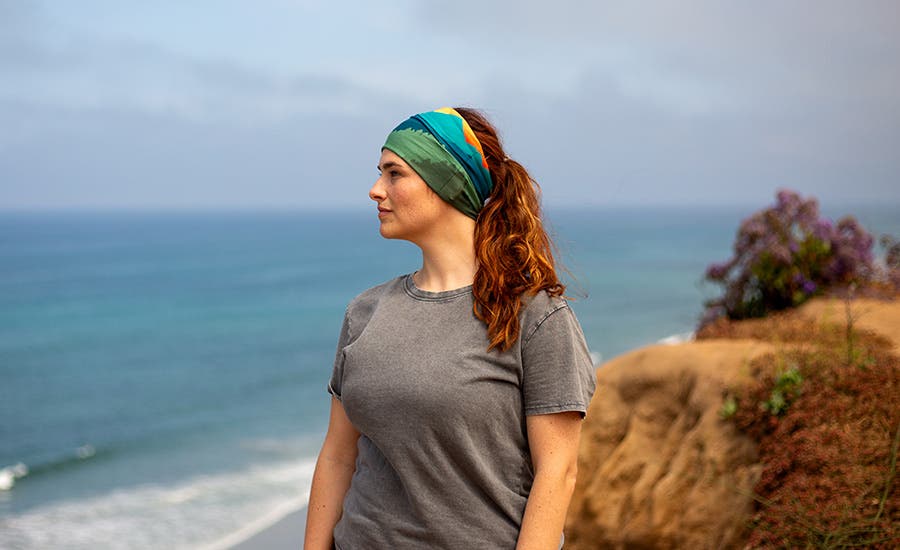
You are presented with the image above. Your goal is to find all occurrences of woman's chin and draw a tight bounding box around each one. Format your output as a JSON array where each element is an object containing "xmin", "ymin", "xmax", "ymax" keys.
[{"xmin": 378, "ymin": 224, "xmax": 399, "ymax": 240}]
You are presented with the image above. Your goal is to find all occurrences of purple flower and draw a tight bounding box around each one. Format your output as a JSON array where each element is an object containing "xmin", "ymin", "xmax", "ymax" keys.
[
  {"xmin": 769, "ymin": 243, "xmax": 792, "ymax": 264},
  {"xmin": 776, "ymin": 189, "xmax": 801, "ymax": 214},
  {"xmin": 739, "ymin": 216, "xmax": 767, "ymax": 240},
  {"xmin": 813, "ymin": 219, "xmax": 833, "ymax": 241},
  {"xmin": 701, "ymin": 188, "xmax": 878, "ymax": 323},
  {"xmin": 706, "ymin": 262, "xmax": 731, "ymax": 280}
]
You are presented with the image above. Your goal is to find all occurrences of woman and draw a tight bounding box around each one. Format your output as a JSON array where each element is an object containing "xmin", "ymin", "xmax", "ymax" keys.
[{"xmin": 304, "ymin": 107, "xmax": 597, "ymax": 550}]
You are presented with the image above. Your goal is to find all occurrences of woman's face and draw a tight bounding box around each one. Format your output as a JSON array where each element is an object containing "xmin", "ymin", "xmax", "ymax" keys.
[{"xmin": 369, "ymin": 149, "xmax": 453, "ymax": 243}]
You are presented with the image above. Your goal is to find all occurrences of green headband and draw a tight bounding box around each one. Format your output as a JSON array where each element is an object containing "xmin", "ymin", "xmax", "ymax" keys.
[{"xmin": 382, "ymin": 107, "xmax": 493, "ymax": 220}]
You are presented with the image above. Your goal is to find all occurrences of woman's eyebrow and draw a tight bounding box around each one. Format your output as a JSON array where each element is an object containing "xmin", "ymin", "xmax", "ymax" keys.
[{"xmin": 377, "ymin": 161, "xmax": 402, "ymax": 172}]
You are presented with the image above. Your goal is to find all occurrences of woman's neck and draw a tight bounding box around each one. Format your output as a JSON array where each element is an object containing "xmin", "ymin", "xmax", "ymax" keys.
[{"xmin": 413, "ymin": 223, "xmax": 477, "ymax": 292}]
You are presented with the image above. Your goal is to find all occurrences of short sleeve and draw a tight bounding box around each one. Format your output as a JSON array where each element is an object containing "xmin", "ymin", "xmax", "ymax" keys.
[
  {"xmin": 521, "ymin": 303, "xmax": 597, "ymax": 418},
  {"xmin": 327, "ymin": 308, "xmax": 352, "ymax": 401}
]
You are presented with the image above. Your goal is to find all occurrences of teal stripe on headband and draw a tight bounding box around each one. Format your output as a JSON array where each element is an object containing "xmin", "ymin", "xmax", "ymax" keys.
[
  {"xmin": 414, "ymin": 110, "xmax": 493, "ymax": 202},
  {"xmin": 382, "ymin": 108, "xmax": 493, "ymax": 220}
]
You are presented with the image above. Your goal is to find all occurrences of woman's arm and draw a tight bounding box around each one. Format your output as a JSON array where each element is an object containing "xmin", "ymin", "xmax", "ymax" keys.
[
  {"xmin": 303, "ymin": 396, "xmax": 361, "ymax": 550},
  {"xmin": 516, "ymin": 411, "xmax": 584, "ymax": 550}
]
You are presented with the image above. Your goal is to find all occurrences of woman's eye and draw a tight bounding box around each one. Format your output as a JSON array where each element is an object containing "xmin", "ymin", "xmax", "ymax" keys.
[{"xmin": 390, "ymin": 170, "xmax": 401, "ymax": 178}]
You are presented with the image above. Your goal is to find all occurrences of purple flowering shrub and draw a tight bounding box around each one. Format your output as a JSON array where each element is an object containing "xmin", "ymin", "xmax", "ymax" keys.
[
  {"xmin": 703, "ymin": 189, "xmax": 875, "ymax": 322},
  {"xmin": 881, "ymin": 235, "xmax": 900, "ymax": 289}
]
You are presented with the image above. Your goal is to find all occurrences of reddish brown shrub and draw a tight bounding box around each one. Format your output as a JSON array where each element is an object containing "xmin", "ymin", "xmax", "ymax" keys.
[{"xmin": 719, "ymin": 311, "xmax": 899, "ymax": 548}]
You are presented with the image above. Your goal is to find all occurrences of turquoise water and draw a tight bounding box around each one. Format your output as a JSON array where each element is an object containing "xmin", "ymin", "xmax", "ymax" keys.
[{"xmin": 0, "ymin": 205, "xmax": 897, "ymax": 548}]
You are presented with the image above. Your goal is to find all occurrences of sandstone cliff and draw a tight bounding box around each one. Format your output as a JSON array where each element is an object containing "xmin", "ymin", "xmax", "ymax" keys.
[{"xmin": 565, "ymin": 298, "xmax": 900, "ymax": 549}]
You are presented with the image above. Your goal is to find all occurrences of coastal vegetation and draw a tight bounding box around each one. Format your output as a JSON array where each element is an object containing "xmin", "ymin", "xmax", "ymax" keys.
[
  {"xmin": 700, "ymin": 190, "xmax": 899, "ymax": 547},
  {"xmin": 701, "ymin": 304, "xmax": 899, "ymax": 547},
  {"xmin": 701, "ymin": 189, "xmax": 897, "ymax": 324},
  {"xmin": 563, "ymin": 190, "xmax": 899, "ymax": 548}
]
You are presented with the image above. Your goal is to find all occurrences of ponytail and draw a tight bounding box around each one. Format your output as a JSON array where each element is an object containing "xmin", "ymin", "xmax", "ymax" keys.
[{"xmin": 454, "ymin": 108, "xmax": 565, "ymax": 352}]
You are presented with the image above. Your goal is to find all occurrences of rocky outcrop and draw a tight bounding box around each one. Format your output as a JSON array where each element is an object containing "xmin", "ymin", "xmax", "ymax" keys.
[
  {"xmin": 565, "ymin": 340, "xmax": 772, "ymax": 549},
  {"xmin": 565, "ymin": 296, "xmax": 900, "ymax": 549}
]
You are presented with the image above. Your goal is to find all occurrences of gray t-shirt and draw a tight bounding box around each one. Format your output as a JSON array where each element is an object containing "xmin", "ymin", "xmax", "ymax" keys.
[{"xmin": 327, "ymin": 274, "xmax": 597, "ymax": 549}]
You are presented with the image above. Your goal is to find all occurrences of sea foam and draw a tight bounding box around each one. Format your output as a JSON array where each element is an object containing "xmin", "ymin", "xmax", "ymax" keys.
[
  {"xmin": 0, "ymin": 456, "xmax": 316, "ymax": 550},
  {"xmin": 657, "ymin": 331, "xmax": 695, "ymax": 345},
  {"xmin": 0, "ymin": 463, "xmax": 29, "ymax": 491}
]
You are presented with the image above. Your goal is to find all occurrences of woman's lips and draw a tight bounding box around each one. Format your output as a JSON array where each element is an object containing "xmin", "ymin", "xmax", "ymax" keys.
[{"xmin": 377, "ymin": 208, "xmax": 391, "ymax": 218}]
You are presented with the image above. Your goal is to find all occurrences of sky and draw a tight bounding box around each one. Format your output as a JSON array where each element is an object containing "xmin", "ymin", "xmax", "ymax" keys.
[{"xmin": 1, "ymin": 0, "xmax": 899, "ymax": 210}]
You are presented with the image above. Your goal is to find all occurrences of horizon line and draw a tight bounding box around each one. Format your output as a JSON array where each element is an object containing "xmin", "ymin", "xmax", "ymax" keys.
[{"xmin": 2, "ymin": 199, "xmax": 898, "ymax": 214}]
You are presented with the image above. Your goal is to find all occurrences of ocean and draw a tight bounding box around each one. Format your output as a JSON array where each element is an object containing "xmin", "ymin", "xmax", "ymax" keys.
[{"xmin": 1, "ymin": 205, "xmax": 897, "ymax": 549}]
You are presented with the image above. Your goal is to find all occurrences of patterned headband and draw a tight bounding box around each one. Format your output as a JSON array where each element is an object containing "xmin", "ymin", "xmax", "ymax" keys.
[{"xmin": 382, "ymin": 107, "xmax": 493, "ymax": 220}]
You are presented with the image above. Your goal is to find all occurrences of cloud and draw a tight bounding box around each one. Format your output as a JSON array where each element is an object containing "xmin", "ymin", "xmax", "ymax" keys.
[
  {"xmin": 1, "ymin": 0, "xmax": 898, "ymax": 209},
  {"xmin": 412, "ymin": 1, "xmax": 900, "ymax": 205},
  {"xmin": 415, "ymin": 1, "xmax": 900, "ymax": 114},
  {"xmin": 1, "ymin": 37, "xmax": 387, "ymax": 126},
  {"xmin": 0, "ymin": 98, "xmax": 402, "ymax": 209},
  {"xmin": 0, "ymin": 4, "xmax": 413, "ymax": 209}
]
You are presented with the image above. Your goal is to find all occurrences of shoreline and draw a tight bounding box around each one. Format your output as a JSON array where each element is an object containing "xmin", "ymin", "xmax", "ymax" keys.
[
  {"xmin": 197, "ymin": 497, "xmax": 308, "ymax": 550},
  {"xmin": 226, "ymin": 505, "xmax": 308, "ymax": 550}
]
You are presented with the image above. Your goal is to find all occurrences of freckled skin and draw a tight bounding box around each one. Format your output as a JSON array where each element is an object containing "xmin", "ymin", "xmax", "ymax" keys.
[{"xmin": 369, "ymin": 150, "xmax": 458, "ymax": 246}]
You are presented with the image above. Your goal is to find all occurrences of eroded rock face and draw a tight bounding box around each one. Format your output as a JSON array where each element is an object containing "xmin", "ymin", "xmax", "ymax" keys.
[{"xmin": 565, "ymin": 341, "xmax": 771, "ymax": 550}]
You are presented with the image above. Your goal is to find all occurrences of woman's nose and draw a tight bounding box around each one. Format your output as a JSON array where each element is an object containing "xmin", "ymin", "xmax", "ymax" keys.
[{"xmin": 369, "ymin": 178, "xmax": 386, "ymax": 202}]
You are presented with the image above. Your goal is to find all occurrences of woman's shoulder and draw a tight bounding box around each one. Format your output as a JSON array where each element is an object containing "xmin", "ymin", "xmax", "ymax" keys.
[
  {"xmin": 521, "ymin": 288, "xmax": 570, "ymax": 314},
  {"xmin": 345, "ymin": 274, "xmax": 406, "ymax": 314},
  {"xmin": 519, "ymin": 289, "xmax": 572, "ymax": 343},
  {"xmin": 340, "ymin": 276, "xmax": 406, "ymax": 341}
]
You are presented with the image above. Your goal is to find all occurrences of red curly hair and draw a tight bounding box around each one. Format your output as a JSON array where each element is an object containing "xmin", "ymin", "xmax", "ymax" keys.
[{"xmin": 454, "ymin": 107, "xmax": 565, "ymax": 352}]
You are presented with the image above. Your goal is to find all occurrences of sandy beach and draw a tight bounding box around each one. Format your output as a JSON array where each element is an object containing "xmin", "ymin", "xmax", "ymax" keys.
[{"xmin": 229, "ymin": 507, "xmax": 308, "ymax": 550}]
